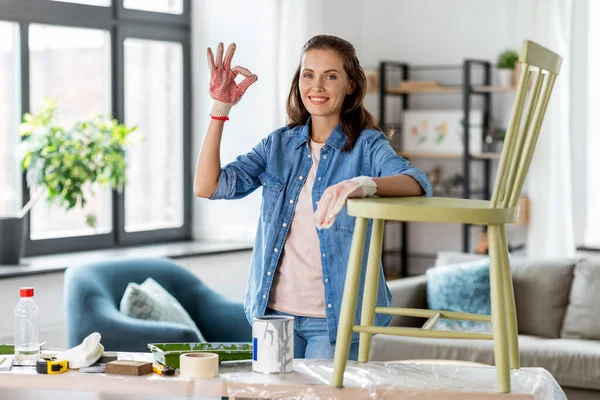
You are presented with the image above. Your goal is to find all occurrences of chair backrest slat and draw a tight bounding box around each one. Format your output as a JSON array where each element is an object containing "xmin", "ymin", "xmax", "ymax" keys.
[
  {"xmin": 509, "ymin": 73, "xmax": 557, "ymax": 207},
  {"xmin": 490, "ymin": 64, "xmax": 531, "ymax": 207},
  {"xmin": 489, "ymin": 40, "xmax": 562, "ymax": 210},
  {"xmin": 503, "ymin": 70, "xmax": 544, "ymax": 208}
]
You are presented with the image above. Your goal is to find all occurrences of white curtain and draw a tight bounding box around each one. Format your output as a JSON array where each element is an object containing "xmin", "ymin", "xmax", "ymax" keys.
[
  {"xmin": 518, "ymin": 0, "xmax": 576, "ymax": 258},
  {"xmin": 584, "ymin": 0, "xmax": 600, "ymax": 246}
]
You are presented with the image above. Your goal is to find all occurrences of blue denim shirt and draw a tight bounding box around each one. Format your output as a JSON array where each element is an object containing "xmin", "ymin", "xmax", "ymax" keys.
[{"xmin": 210, "ymin": 120, "xmax": 432, "ymax": 342}]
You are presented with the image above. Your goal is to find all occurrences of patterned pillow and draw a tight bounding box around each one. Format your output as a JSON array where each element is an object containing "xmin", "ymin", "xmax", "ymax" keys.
[
  {"xmin": 120, "ymin": 278, "xmax": 205, "ymax": 341},
  {"xmin": 426, "ymin": 258, "xmax": 492, "ymax": 332}
]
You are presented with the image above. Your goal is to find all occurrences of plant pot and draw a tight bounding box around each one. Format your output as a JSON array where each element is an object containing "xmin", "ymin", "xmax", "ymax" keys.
[
  {"xmin": 497, "ymin": 68, "xmax": 514, "ymax": 88},
  {"xmin": 514, "ymin": 63, "xmax": 522, "ymax": 87},
  {"xmin": 0, "ymin": 217, "xmax": 25, "ymax": 265}
]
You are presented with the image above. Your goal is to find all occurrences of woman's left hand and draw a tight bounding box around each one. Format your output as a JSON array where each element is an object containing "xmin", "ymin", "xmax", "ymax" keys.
[{"xmin": 315, "ymin": 176, "xmax": 377, "ymax": 230}]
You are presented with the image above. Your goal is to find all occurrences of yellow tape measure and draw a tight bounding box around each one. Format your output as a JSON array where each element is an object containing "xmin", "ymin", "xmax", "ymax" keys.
[{"xmin": 36, "ymin": 357, "xmax": 69, "ymax": 374}]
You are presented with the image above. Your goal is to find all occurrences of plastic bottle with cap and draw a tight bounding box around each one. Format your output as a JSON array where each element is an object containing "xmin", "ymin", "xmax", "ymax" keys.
[{"xmin": 14, "ymin": 287, "xmax": 40, "ymax": 365}]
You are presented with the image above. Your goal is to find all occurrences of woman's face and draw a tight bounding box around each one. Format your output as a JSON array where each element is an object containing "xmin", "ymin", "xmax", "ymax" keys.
[{"xmin": 299, "ymin": 49, "xmax": 354, "ymax": 120}]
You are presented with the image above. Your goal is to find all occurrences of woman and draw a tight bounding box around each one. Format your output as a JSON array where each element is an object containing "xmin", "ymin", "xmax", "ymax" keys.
[{"xmin": 194, "ymin": 35, "xmax": 432, "ymax": 360}]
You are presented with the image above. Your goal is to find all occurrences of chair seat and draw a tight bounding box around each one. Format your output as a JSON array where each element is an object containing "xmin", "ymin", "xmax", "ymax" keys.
[{"xmin": 346, "ymin": 196, "xmax": 519, "ymax": 225}]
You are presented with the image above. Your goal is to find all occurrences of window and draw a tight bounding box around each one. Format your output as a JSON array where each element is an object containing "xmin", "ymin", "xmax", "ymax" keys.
[
  {"xmin": 0, "ymin": 21, "xmax": 19, "ymax": 217},
  {"xmin": 47, "ymin": 0, "xmax": 111, "ymax": 6},
  {"xmin": 123, "ymin": 0, "xmax": 184, "ymax": 14},
  {"xmin": 124, "ymin": 38, "xmax": 184, "ymax": 232},
  {"xmin": 584, "ymin": 0, "xmax": 600, "ymax": 247},
  {"xmin": 29, "ymin": 24, "xmax": 112, "ymax": 240},
  {"xmin": 1, "ymin": 0, "xmax": 191, "ymax": 255}
]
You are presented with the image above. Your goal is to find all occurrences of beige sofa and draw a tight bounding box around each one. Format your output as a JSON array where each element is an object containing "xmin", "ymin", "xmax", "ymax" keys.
[{"xmin": 370, "ymin": 252, "xmax": 600, "ymax": 400}]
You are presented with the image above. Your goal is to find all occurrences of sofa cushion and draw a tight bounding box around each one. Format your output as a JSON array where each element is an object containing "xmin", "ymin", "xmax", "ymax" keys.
[
  {"xmin": 510, "ymin": 258, "xmax": 576, "ymax": 338},
  {"xmin": 426, "ymin": 259, "xmax": 492, "ymax": 332},
  {"xmin": 120, "ymin": 278, "xmax": 205, "ymax": 341},
  {"xmin": 562, "ymin": 261, "xmax": 600, "ymax": 340},
  {"xmin": 370, "ymin": 334, "xmax": 600, "ymax": 391},
  {"xmin": 434, "ymin": 252, "xmax": 577, "ymax": 338}
]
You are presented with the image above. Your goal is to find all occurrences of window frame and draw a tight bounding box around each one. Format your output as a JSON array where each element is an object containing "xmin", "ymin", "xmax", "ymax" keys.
[{"xmin": 0, "ymin": 0, "xmax": 192, "ymax": 256}]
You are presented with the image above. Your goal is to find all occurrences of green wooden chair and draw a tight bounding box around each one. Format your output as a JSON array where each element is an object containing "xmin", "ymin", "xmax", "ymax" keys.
[{"xmin": 332, "ymin": 40, "xmax": 563, "ymax": 393}]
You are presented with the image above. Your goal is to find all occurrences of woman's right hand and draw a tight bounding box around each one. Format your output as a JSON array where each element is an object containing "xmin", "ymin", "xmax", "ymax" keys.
[{"xmin": 207, "ymin": 42, "xmax": 258, "ymax": 120}]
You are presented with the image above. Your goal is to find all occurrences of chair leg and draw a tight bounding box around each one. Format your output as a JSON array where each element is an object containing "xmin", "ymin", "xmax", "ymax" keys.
[
  {"xmin": 358, "ymin": 219, "xmax": 385, "ymax": 363},
  {"xmin": 499, "ymin": 224, "xmax": 520, "ymax": 369},
  {"xmin": 332, "ymin": 217, "xmax": 368, "ymax": 388},
  {"xmin": 488, "ymin": 224, "xmax": 511, "ymax": 393}
]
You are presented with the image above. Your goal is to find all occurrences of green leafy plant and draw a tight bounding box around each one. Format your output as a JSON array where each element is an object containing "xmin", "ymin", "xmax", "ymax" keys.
[
  {"xmin": 16, "ymin": 98, "xmax": 140, "ymax": 227},
  {"xmin": 497, "ymin": 49, "xmax": 519, "ymax": 69}
]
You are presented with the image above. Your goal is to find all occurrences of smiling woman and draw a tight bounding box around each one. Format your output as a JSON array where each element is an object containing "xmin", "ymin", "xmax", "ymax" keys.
[{"xmin": 194, "ymin": 35, "xmax": 431, "ymax": 361}]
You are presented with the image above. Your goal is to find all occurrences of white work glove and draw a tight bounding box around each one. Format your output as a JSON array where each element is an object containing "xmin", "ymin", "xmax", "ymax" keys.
[
  {"xmin": 56, "ymin": 332, "xmax": 104, "ymax": 369},
  {"xmin": 315, "ymin": 176, "xmax": 377, "ymax": 230},
  {"xmin": 207, "ymin": 42, "xmax": 258, "ymax": 120}
]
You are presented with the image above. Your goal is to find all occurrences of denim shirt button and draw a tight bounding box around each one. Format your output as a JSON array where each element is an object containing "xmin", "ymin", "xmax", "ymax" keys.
[
  {"xmin": 299, "ymin": 176, "xmax": 303, "ymax": 180},
  {"xmin": 282, "ymin": 223, "xmax": 287, "ymax": 227},
  {"xmin": 267, "ymin": 271, "xmax": 271, "ymax": 276},
  {"xmin": 325, "ymin": 278, "xmax": 329, "ymax": 283},
  {"xmin": 327, "ymin": 303, "xmax": 332, "ymax": 308},
  {"xmin": 263, "ymin": 294, "xmax": 266, "ymax": 299},
  {"xmin": 317, "ymin": 177, "xmax": 321, "ymax": 181},
  {"xmin": 322, "ymin": 253, "xmax": 326, "ymax": 258},
  {"xmin": 323, "ymin": 155, "xmax": 327, "ymax": 159},
  {"xmin": 289, "ymin": 200, "xmax": 293, "ymax": 204}
]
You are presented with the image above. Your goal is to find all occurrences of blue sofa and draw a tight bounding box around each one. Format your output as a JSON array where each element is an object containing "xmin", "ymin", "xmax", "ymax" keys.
[{"xmin": 64, "ymin": 258, "xmax": 251, "ymax": 351}]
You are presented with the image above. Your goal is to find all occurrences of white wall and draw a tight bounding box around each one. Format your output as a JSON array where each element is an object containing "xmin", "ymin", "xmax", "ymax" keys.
[{"xmin": 191, "ymin": 1, "xmax": 280, "ymax": 243}]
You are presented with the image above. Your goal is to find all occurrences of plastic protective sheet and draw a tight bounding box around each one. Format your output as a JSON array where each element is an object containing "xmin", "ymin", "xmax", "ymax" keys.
[
  {"xmin": 0, "ymin": 357, "xmax": 567, "ymax": 400},
  {"xmin": 219, "ymin": 359, "xmax": 567, "ymax": 400}
]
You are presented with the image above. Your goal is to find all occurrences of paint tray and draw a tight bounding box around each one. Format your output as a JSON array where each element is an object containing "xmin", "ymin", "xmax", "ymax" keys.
[
  {"xmin": 147, "ymin": 342, "xmax": 252, "ymax": 369},
  {"xmin": 0, "ymin": 345, "xmax": 14, "ymax": 355}
]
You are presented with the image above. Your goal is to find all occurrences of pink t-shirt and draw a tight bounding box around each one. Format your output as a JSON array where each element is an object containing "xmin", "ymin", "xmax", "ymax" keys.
[{"xmin": 268, "ymin": 139, "xmax": 326, "ymax": 317}]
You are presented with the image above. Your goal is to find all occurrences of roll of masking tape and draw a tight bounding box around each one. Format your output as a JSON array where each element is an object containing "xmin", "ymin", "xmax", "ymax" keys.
[{"xmin": 179, "ymin": 352, "xmax": 219, "ymax": 379}]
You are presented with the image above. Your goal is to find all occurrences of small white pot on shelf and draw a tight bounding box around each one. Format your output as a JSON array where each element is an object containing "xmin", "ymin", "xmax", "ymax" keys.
[{"xmin": 497, "ymin": 68, "xmax": 514, "ymax": 88}]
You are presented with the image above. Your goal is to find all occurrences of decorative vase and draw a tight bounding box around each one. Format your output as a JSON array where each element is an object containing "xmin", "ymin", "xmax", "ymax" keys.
[
  {"xmin": 0, "ymin": 217, "xmax": 25, "ymax": 265},
  {"xmin": 497, "ymin": 68, "xmax": 514, "ymax": 88}
]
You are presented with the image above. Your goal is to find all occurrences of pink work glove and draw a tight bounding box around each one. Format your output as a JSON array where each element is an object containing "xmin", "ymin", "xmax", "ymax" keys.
[
  {"xmin": 207, "ymin": 42, "xmax": 258, "ymax": 120},
  {"xmin": 315, "ymin": 176, "xmax": 378, "ymax": 230}
]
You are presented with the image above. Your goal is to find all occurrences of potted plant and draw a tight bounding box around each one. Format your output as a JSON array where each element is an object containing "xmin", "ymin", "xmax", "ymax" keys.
[
  {"xmin": 0, "ymin": 98, "xmax": 138, "ymax": 265},
  {"xmin": 496, "ymin": 49, "xmax": 519, "ymax": 88}
]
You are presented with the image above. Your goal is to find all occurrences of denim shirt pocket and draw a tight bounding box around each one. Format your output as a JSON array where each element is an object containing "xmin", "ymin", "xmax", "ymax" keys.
[
  {"xmin": 332, "ymin": 206, "xmax": 356, "ymax": 233},
  {"xmin": 259, "ymin": 171, "xmax": 284, "ymax": 222}
]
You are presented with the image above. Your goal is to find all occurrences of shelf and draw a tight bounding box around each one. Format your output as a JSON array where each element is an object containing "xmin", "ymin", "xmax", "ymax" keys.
[
  {"xmin": 473, "ymin": 152, "xmax": 501, "ymax": 160},
  {"xmin": 471, "ymin": 86, "xmax": 517, "ymax": 93},
  {"xmin": 397, "ymin": 151, "xmax": 501, "ymax": 160}
]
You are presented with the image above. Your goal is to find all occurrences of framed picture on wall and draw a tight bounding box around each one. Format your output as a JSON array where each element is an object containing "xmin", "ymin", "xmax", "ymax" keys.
[{"xmin": 402, "ymin": 110, "xmax": 484, "ymax": 154}]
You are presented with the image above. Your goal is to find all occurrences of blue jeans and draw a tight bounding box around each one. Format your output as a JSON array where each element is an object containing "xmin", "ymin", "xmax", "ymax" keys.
[{"xmin": 264, "ymin": 307, "xmax": 359, "ymax": 360}]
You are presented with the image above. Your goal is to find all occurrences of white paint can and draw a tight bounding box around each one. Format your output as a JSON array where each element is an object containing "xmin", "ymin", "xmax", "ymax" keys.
[{"xmin": 252, "ymin": 315, "xmax": 294, "ymax": 374}]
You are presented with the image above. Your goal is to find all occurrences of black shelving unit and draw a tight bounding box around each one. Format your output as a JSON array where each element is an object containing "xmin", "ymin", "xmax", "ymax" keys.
[{"xmin": 379, "ymin": 59, "xmax": 498, "ymax": 278}]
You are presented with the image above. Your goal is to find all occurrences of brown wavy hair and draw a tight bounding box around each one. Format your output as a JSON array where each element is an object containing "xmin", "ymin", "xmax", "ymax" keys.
[{"xmin": 286, "ymin": 35, "xmax": 389, "ymax": 152}]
